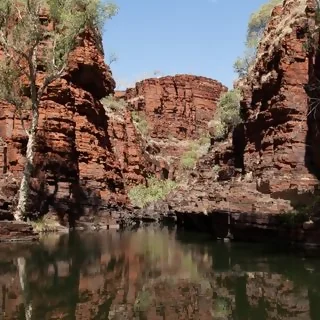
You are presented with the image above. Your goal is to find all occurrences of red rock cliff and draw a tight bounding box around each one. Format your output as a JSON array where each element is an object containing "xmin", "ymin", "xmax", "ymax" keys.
[
  {"xmin": 122, "ymin": 75, "xmax": 227, "ymax": 180},
  {"xmin": 106, "ymin": 108, "xmax": 152, "ymax": 187},
  {"xmin": 125, "ymin": 75, "xmax": 227, "ymax": 140},
  {"xmin": 0, "ymin": 29, "xmax": 127, "ymax": 222},
  {"xmin": 239, "ymin": 0, "xmax": 319, "ymax": 204},
  {"xmin": 162, "ymin": 0, "xmax": 320, "ymax": 244}
]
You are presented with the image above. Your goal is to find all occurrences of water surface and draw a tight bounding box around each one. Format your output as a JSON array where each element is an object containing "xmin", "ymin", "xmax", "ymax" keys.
[{"xmin": 1, "ymin": 227, "xmax": 320, "ymax": 319}]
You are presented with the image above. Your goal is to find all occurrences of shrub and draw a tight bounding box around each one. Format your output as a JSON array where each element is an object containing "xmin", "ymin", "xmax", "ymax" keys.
[
  {"xmin": 277, "ymin": 210, "xmax": 309, "ymax": 227},
  {"xmin": 198, "ymin": 134, "xmax": 210, "ymax": 146},
  {"xmin": 247, "ymin": 0, "xmax": 282, "ymax": 43},
  {"xmin": 134, "ymin": 290, "xmax": 152, "ymax": 313},
  {"xmin": 101, "ymin": 95, "xmax": 127, "ymax": 112},
  {"xmin": 208, "ymin": 119, "xmax": 227, "ymax": 141},
  {"xmin": 128, "ymin": 177, "xmax": 177, "ymax": 208},
  {"xmin": 212, "ymin": 164, "xmax": 220, "ymax": 173},
  {"xmin": 180, "ymin": 150, "xmax": 198, "ymax": 169},
  {"xmin": 218, "ymin": 89, "xmax": 242, "ymax": 126},
  {"xmin": 233, "ymin": 51, "xmax": 256, "ymax": 78},
  {"xmin": 210, "ymin": 90, "xmax": 241, "ymax": 140},
  {"xmin": 179, "ymin": 134, "xmax": 210, "ymax": 170},
  {"xmin": 131, "ymin": 111, "xmax": 149, "ymax": 136}
]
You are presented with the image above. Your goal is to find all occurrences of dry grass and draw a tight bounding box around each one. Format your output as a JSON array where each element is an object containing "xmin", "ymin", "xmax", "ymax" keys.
[{"xmin": 31, "ymin": 216, "xmax": 66, "ymax": 233}]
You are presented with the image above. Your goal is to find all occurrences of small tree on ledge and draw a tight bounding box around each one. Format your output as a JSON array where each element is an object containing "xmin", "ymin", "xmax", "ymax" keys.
[{"xmin": 0, "ymin": 0, "xmax": 118, "ymax": 221}]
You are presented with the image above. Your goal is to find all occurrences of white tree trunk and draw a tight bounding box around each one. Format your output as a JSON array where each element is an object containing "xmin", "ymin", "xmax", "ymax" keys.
[
  {"xmin": 17, "ymin": 257, "xmax": 32, "ymax": 320},
  {"xmin": 14, "ymin": 107, "xmax": 39, "ymax": 221}
]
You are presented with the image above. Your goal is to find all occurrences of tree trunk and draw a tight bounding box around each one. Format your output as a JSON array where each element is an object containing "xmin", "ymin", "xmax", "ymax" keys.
[
  {"xmin": 17, "ymin": 257, "xmax": 32, "ymax": 320},
  {"xmin": 14, "ymin": 107, "xmax": 39, "ymax": 221}
]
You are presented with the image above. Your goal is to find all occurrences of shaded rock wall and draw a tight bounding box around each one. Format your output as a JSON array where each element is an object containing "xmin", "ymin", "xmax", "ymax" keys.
[
  {"xmin": 107, "ymin": 109, "xmax": 151, "ymax": 187},
  {"xmin": 240, "ymin": 0, "xmax": 320, "ymax": 205}
]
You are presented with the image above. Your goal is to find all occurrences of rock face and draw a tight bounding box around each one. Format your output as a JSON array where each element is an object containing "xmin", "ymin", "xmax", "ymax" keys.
[
  {"xmin": 123, "ymin": 75, "xmax": 226, "ymax": 180},
  {"xmin": 106, "ymin": 108, "xmax": 151, "ymax": 187},
  {"xmin": 0, "ymin": 29, "xmax": 127, "ymax": 222},
  {"xmin": 240, "ymin": 0, "xmax": 319, "ymax": 204},
  {"xmin": 161, "ymin": 0, "xmax": 320, "ymax": 244},
  {"xmin": 126, "ymin": 75, "xmax": 227, "ymax": 140}
]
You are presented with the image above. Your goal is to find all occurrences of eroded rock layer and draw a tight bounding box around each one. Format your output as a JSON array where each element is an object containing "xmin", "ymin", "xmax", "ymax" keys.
[{"xmin": 240, "ymin": 0, "xmax": 319, "ymax": 204}]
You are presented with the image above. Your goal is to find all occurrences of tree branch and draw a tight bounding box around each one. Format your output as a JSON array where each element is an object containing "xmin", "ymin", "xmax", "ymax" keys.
[
  {"xmin": 16, "ymin": 109, "xmax": 31, "ymax": 138},
  {"xmin": 0, "ymin": 31, "xmax": 29, "ymax": 61},
  {"xmin": 37, "ymin": 63, "xmax": 66, "ymax": 104}
]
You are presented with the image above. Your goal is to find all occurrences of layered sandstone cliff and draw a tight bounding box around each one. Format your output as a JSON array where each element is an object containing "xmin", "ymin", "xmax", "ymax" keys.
[
  {"xmin": 106, "ymin": 108, "xmax": 151, "ymax": 187},
  {"xmin": 0, "ymin": 29, "xmax": 128, "ymax": 223},
  {"xmin": 160, "ymin": 0, "xmax": 320, "ymax": 243},
  {"xmin": 126, "ymin": 75, "xmax": 227, "ymax": 140},
  {"xmin": 123, "ymin": 75, "xmax": 227, "ymax": 179}
]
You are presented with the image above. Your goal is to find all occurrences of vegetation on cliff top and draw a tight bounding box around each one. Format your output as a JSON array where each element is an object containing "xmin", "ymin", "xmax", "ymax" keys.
[
  {"xmin": 234, "ymin": 0, "xmax": 282, "ymax": 77},
  {"xmin": 102, "ymin": 95, "xmax": 127, "ymax": 112},
  {"xmin": 212, "ymin": 0, "xmax": 279, "ymax": 142},
  {"xmin": 0, "ymin": 0, "xmax": 118, "ymax": 221}
]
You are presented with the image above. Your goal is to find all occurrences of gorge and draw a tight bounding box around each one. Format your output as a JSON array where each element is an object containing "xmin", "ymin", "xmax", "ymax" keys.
[
  {"xmin": 1, "ymin": 0, "xmax": 320, "ymax": 319},
  {"xmin": 0, "ymin": 0, "xmax": 319, "ymax": 248}
]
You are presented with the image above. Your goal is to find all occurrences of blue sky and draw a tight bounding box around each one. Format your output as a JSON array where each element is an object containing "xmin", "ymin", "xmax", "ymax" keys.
[{"xmin": 102, "ymin": 0, "xmax": 268, "ymax": 89}]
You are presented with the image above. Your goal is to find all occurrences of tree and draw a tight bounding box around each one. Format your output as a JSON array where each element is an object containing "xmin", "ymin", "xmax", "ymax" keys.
[
  {"xmin": 0, "ymin": 0, "xmax": 118, "ymax": 221},
  {"xmin": 234, "ymin": 0, "xmax": 282, "ymax": 77},
  {"xmin": 247, "ymin": 0, "xmax": 282, "ymax": 46},
  {"xmin": 108, "ymin": 51, "xmax": 118, "ymax": 65},
  {"xmin": 209, "ymin": 89, "xmax": 241, "ymax": 141}
]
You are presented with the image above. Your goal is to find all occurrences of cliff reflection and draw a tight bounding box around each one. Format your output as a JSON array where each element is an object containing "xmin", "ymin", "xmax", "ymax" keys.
[{"xmin": 0, "ymin": 228, "xmax": 320, "ymax": 319}]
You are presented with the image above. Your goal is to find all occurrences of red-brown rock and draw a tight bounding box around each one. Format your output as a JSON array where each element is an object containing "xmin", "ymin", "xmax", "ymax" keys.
[
  {"xmin": 123, "ymin": 75, "xmax": 227, "ymax": 180},
  {"xmin": 0, "ymin": 29, "xmax": 128, "ymax": 222},
  {"xmin": 126, "ymin": 75, "xmax": 227, "ymax": 140},
  {"xmin": 239, "ymin": 0, "xmax": 320, "ymax": 204},
  {"xmin": 161, "ymin": 0, "xmax": 320, "ymax": 244},
  {"xmin": 107, "ymin": 108, "xmax": 151, "ymax": 187}
]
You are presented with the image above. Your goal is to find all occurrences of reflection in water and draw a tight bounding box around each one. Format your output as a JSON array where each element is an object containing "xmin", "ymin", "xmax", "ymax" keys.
[{"xmin": 0, "ymin": 227, "xmax": 320, "ymax": 319}]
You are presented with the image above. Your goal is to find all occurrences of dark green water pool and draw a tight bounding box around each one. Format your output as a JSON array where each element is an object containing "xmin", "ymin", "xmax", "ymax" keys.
[{"xmin": 1, "ymin": 227, "xmax": 320, "ymax": 319}]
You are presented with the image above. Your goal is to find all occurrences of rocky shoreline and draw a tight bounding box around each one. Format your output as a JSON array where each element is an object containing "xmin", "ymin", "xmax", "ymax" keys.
[{"xmin": 2, "ymin": 206, "xmax": 320, "ymax": 247}]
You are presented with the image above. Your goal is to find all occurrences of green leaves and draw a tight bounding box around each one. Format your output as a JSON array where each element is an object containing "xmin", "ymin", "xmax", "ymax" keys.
[
  {"xmin": 128, "ymin": 177, "xmax": 177, "ymax": 208},
  {"xmin": 247, "ymin": 0, "xmax": 282, "ymax": 46},
  {"xmin": 0, "ymin": 1, "xmax": 12, "ymax": 29},
  {"xmin": 131, "ymin": 111, "xmax": 150, "ymax": 137},
  {"xmin": 210, "ymin": 90, "xmax": 241, "ymax": 141},
  {"xmin": 234, "ymin": 0, "xmax": 282, "ymax": 77},
  {"xmin": 0, "ymin": 0, "xmax": 119, "ymax": 109},
  {"xmin": 0, "ymin": 58, "xmax": 24, "ymax": 108}
]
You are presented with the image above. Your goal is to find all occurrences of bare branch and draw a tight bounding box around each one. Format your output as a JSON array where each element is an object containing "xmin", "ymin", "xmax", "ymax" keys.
[
  {"xmin": 37, "ymin": 63, "xmax": 66, "ymax": 104},
  {"xmin": 16, "ymin": 109, "xmax": 31, "ymax": 137}
]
